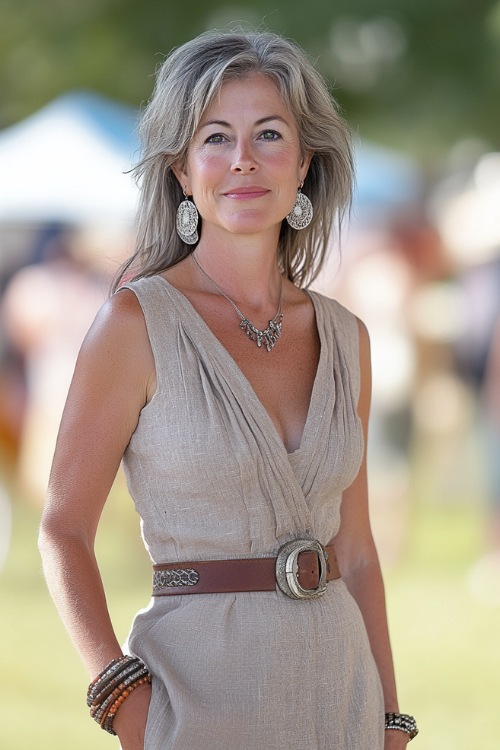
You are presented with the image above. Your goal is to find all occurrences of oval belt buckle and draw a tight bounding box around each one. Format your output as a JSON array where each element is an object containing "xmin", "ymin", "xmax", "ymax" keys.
[{"xmin": 275, "ymin": 539, "xmax": 328, "ymax": 600}]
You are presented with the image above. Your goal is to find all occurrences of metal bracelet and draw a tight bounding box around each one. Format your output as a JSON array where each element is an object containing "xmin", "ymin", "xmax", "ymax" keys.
[{"xmin": 384, "ymin": 712, "xmax": 419, "ymax": 741}]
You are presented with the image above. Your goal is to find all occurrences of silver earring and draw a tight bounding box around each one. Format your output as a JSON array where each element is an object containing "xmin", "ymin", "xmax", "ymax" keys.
[
  {"xmin": 176, "ymin": 191, "xmax": 199, "ymax": 244},
  {"xmin": 286, "ymin": 183, "xmax": 313, "ymax": 230}
]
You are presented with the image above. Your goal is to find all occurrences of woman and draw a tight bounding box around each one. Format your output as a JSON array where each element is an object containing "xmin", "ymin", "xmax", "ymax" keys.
[{"xmin": 39, "ymin": 30, "xmax": 418, "ymax": 750}]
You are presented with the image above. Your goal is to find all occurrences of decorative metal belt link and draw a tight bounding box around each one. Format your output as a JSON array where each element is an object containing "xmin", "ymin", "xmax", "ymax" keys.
[{"xmin": 153, "ymin": 568, "xmax": 200, "ymax": 589}]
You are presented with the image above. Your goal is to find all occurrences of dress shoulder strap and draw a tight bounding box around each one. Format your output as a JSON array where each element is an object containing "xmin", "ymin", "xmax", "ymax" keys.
[{"xmin": 308, "ymin": 291, "xmax": 361, "ymax": 404}]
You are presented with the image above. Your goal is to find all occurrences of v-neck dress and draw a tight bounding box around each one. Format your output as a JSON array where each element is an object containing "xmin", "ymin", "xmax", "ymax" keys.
[{"xmin": 122, "ymin": 275, "xmax": 384, "ymax": 750}]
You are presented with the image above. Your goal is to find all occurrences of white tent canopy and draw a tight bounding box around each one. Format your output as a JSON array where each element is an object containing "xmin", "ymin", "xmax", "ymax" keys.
[{"xmin": 0, "ymin": 91, "xmax": 140, "ymax": 224}]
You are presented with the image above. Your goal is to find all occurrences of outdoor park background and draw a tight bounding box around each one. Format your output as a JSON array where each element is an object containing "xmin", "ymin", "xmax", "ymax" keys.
[{"xmin": 0, "ymin": 1, "xmax": 499, "ymax": 748}]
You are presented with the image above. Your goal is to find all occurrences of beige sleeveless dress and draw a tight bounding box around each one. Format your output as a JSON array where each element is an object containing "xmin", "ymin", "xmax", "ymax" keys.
[{"xmin": 122, "ymin": 275, "xmax": 384, "ymax": 750}]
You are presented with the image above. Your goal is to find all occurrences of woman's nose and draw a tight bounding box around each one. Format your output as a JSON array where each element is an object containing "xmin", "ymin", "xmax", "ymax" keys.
[{"xmin": 230, "ymin": 141, "xmax": 258, "ymax": 173}]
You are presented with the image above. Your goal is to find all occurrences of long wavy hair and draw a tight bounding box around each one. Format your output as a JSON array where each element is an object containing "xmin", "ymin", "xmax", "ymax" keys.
[{"xmin": 112, "ymin": 30, "xmax": 354, "ymax": 292}]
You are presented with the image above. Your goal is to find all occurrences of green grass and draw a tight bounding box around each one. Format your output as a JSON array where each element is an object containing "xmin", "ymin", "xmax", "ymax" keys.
[
  {"xmin": 386, "ymin": 501, "xmax": 500, "ymax": 747},
  {"xmin": 0, "ymin": 475, "xmax": 499, "ymax": 749},
  {"xmin": 0, "ymin": 476, "xmax": 150, "ymax": 750}
]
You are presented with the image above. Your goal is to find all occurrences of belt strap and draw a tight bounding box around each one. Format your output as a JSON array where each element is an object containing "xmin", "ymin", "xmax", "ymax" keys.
[{"xmin": 152, "ymin": 543, "xmax": 340, "ymax": 597}]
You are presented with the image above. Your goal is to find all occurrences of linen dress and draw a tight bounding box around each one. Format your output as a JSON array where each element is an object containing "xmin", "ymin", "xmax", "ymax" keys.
[{"xmin": 122, "ymin": 275, "xmax": 384, "ymax": 750}]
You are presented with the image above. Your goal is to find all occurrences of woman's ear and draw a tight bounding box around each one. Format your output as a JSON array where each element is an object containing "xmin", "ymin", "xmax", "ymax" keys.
[
  {"xmin": 299, "ymin": 151, "xmax": 314, "ymax": 185},
  {"xmin": 171, "ymin": 161, "xmax": 190, "ymax": 194}
]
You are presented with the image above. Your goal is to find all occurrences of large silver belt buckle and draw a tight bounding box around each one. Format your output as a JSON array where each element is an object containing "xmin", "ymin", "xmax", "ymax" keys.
[{"xmin": 275, "ymin": 539, "xmax": 328, "ymax": 600}]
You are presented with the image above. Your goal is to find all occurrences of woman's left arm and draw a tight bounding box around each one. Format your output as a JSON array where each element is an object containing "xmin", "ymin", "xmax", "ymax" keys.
[{"xmin": 333, "ymin": 318, "xmax": 410, "ymax": 749}]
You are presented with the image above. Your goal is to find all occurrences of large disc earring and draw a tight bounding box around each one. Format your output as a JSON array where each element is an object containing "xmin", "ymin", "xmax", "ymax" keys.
[
  {"xmin": 176, "ymin": 191, "xmax": 199, "ymax": 245},
  {"xmin": 286, "ymin": 183, "xmax": 313, "ymax": 230}
]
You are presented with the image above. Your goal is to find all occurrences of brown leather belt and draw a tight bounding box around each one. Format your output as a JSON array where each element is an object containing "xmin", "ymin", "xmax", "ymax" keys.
[{"xmin": 152, "ymin": 540, "xmax": 340, "ymax": 600}]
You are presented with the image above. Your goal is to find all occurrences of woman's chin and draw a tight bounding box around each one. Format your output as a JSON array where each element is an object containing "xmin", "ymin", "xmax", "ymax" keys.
[{"xmin": 209, "ymin": 215, "xmax": 282, "ymax": 238}]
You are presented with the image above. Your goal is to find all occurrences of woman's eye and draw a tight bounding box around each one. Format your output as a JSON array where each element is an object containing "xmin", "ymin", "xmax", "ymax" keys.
[
  {"xmin": 205, "ymin": 133, "xmax": 227, "ymax": 144},
  {"xmin": 259, "ymin": 130, "xmax": 281, "ymax": 141}
]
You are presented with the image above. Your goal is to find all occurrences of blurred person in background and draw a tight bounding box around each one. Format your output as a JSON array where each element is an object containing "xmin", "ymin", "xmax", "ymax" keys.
[
  {"xmin": 455, "ymin": 252, "xmax": 500, "ymax": 599},
  {"xmin": 483, "ymin": 313, "xmax": 500, "ymax": 555},
  {"xmin": 1, "ymin": 225, "xmax": 108, "ymax": 505},
  {"xmin": 38, "ymin": 30, "xmax": 418, "ymax": 750}
]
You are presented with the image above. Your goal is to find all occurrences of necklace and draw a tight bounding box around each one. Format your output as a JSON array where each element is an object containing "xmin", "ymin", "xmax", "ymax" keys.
[{"xmin": 191, "ymin": 252, "xmax": 283, "ymax": 352}]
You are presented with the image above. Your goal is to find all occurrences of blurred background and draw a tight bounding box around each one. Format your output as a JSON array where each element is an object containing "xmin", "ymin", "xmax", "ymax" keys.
[{"xmin": 0, "ymin": 1, "xmax": 499, "ymax": 748}]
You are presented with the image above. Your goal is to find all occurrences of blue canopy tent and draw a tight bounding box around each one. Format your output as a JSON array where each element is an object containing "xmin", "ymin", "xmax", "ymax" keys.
[{"xmin": 352, "ymin": 139, "xmax": 421, "ymax": 224}]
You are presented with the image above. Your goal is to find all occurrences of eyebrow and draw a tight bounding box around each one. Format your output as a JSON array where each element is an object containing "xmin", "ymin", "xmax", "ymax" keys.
[{"xmin": 198, "ymin": 115, "xmax": 291, "ymax": 130}]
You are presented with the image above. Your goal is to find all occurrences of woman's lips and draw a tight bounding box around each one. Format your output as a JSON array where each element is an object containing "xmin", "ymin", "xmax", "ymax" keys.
[{"xmin": 223, "ymin": 188, "xmax": 269, "ymax": 199}]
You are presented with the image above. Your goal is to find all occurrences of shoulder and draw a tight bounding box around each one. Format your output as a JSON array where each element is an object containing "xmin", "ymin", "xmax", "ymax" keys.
[
  {"xmin": 307, "ymin": 289, "xmax": 354, "ymax": 319},
  {"xmin": 354, "ymin": 316, "xmax": 371, "ymax": 361},
  {"xmin": 77, "ymin": 288, "xmax": 154, "ymax": 399},
  {"xmin": 308, "ymin": 290, "xmax": 372, "ymax": 399},
  {"xmin": 308, "ymin": 289, "xmax": 361, "ymax": 342},
  {"xmin": 85, "ymin": 287, "xmax": 148, "ymax": 348},
  {"xmin": 354, "ymin": 315, "xmax": 371, "ymax": 386},
  {"xmin": 49, "ymin": 289, "xmax": 156, "ymax": 474},
  {"xmin": 309, "ymin": 290, "xmax": 369, "ymax": 337}
]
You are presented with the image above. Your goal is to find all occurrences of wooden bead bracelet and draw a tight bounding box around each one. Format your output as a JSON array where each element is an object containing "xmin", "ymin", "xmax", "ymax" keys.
[{"xmin": 87, "ymin": 655, "xmax": 152, "ymax": 735}]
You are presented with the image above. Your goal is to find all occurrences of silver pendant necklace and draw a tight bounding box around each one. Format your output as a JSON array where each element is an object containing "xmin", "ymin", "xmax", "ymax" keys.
[{"xmin": 191, "ymin": 252, "xmax": 283, "ymax": 352}]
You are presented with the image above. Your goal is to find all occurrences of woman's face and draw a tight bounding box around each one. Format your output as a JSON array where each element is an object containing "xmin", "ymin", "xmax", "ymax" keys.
[{"xmin": 174, "ymin": 73, "xmax": 311, "ymax": 239}]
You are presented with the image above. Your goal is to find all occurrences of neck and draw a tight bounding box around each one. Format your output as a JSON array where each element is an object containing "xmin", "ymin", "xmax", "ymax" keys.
[
  {"xmin": 191, "ymin": 245, "xmax": 284, "ymax": 352},
  {"xmin": 192, "ymin": 228, "xmax": 283, "ymax": 310}
]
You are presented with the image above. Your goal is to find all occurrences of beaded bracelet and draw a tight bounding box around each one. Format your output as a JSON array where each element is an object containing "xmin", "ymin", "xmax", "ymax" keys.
[
  {"xmin": 90, "ymin": 660, "xmax": 145, "ymax": 712},
  {"xmin": 385, "ymin": 712, "xmax": 419, "ymax": 741},
  {"xmin": 93, "ymin": 666, "xmax": 151, "ymax": 725},
  {"xmin": 87, "ymin": 655, "xmax": 152, "ymax": 736},
  {"xmin": 101, "ymin": 674, "xmax": 151, "ymax": 734},
  {"xmin": 87, "ymin": 656, "xmax": 132, "ymax": 706}
]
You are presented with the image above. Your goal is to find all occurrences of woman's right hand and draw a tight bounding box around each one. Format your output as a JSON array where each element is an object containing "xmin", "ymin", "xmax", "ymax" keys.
[{"xmin": 113, "ymin": 682, "xmax": 152, "ymax": 750}]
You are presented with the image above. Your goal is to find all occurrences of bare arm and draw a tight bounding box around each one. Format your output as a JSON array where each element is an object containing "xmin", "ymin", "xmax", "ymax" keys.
[
  {"xmin": 333, "ymin": 318, "xmax": 409, "ymax": 749},
  {"xmin": 38, "ymin": 288, "xmax": 155, "ymax": 745}
]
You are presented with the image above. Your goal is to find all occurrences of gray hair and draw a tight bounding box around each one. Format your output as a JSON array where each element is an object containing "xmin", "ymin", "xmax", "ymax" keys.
[{"xmin": 113, "ymin": 30, "xmax": 354, "ymax": 291}]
